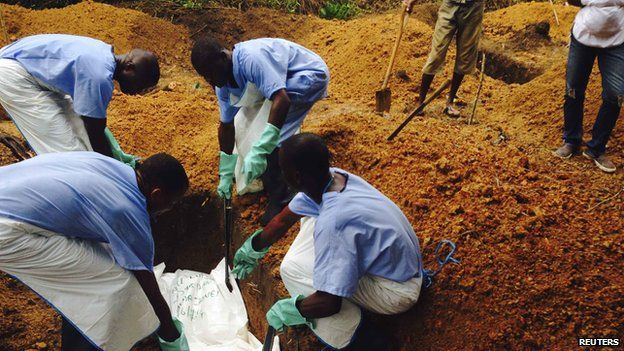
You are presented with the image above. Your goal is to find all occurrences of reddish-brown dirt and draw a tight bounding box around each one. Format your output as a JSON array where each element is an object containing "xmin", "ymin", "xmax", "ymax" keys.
[{"xmin": 0, "ymin": 1, "xmax": 622, "ymax": 350}]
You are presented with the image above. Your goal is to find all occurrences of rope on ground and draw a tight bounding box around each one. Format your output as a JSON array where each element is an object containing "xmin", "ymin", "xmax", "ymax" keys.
[
  {"xmin": 423, "ymin": 240, "xmax": 460, "ymax": 288},
  {"xmin": 587, "ymin": 186, "xmax": 624, "ymax": 212}
]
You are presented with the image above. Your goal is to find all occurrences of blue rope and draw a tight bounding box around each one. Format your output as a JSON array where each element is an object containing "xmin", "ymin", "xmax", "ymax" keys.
[{"xmin": 422, "ymin": 240, "xmax": 460, "ymax": 288}]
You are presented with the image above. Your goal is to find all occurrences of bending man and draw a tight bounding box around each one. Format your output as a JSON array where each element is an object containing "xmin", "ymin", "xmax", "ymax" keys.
[
  {"xmin": 0, "ymin": 34, "xmax": 159, "ymax": 163},
  {"xmin": 232, "ymin": 133, "xmax": 423, "ymax": 350},
  {"xmin": 191, "ymin": 37, "xmax": 330, "ymax": 225},
  {"xmin": 0, "ymin": 152, "xmax": 189, "ymax": 350}
]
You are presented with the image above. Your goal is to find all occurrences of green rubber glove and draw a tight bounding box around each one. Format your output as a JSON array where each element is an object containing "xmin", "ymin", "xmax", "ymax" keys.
[
  {"xmin": 158, "ymin": 319, "xmax": 189, "ymax": 351},
  {"xmin": 242, "ymin": 123, "xmax": 280, "ymax": 184},
  {"xmin": 231, "ymin": 229, "xmax": 270, "ymax": 280},
  {"xmin": 218, "ymin": 151, "xmax": 238, "ymax": 199},
  {"xmin": 266, "ymin": 295, "xmax": 313, "ymax": 331},
  {"xmin": 104, "ymin": 128, "xmax": 138, "ymax": 168}
]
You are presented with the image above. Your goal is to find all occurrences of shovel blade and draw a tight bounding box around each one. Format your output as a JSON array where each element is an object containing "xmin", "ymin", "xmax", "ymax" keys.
[{"xmin": 375, "ymin": 88, "xmax": 391, "ymax": 113}]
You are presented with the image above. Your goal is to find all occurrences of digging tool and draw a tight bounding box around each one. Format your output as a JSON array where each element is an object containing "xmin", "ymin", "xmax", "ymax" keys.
[
  {"xmin": 548, "ymin": 0, "xmax": 560, "ymax": 26},
  {"xmin": 387, "ymin": 79, "xmax": 451, "ymax": 141},
  {"xmin": 375, "ymin": 5, "xmax": 410, "ymax": 114},
  {"xmin": 261, "ymin": 326, "xmax": 276, "ymax": 351},
  {"xmin": 469, "ymin": 54, "xmax": 486, "ymax": 125},
  {"xmin": 223, "ymin": 198, "xmax": 233, "ymax": 292}
]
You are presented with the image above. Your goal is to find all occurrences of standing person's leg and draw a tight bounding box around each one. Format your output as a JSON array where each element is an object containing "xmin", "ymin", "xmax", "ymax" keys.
[
  {"xmin": 555, "ymin": 35, "xmax": 596, "ymax": 158},
  {"xmin": 584, "ymin": 42, "xmax": 624, "ymax": 172},
  {"xmin": 61, "ymin": 318, "xmax": 99, "ymax": 351},
  {"xmin": 0, "ymin": 59, "xmax": 92, "ymax": 154},
  {"xmin": 448, "ymin": 0, "xmax": 484, "ymax": 117},
  {"xmin": 419, "ymin": 1, "xmax": 458, "ymax": 106}
]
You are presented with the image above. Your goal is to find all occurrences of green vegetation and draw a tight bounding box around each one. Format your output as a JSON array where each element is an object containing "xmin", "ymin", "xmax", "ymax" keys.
[{"xmin": 319, "ymin": 0, "xmax": 360, "ymax": 19}]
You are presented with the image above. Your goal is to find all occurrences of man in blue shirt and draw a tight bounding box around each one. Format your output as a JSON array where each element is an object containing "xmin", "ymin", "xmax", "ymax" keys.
[
  {"xmin": 191, "ymin": 37, "xmax": 330, "ymax": 225},
  {"xmin": 0, "ymin": 34, "xmax": 159, "ymax": 160},
  {"xmin": 0, "ymin": 152, "xmax": 189, "ymax": 350},
  {"xmin": 231, "ymin": 133, "xmax": 423, "ymax": 350}
]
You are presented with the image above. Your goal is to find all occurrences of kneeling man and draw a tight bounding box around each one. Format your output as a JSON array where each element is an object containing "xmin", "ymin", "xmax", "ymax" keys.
[{"xmin": 232, "ymin": 133, "xmax": 422, "ymax": 350}]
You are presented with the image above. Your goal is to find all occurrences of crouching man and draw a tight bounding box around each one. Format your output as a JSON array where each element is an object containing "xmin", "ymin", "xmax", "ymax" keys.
[
  {"xmin": 231, "ymin": 133, "xmax": 423, "ymax": 350},
  {"xmin": 0, "ymin": 152, "xmax": 189, "ymax": 350}
]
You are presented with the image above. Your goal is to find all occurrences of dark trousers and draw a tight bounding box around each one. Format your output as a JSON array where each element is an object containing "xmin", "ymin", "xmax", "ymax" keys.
[
  {"xmin": 61, "ymin": 317, "xmax": 98, "ymax": 351},
  {"xmin": 563, "ymin": 35, "xmax": 624, "ymax": 155}
]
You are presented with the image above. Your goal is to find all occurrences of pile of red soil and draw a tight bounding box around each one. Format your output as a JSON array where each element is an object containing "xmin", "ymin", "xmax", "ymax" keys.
[{"xmin": 0, "ymin": 1, "xmax": 622, "ymax": 350}]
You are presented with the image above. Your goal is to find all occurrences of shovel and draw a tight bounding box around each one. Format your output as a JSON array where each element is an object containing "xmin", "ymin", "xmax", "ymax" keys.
[
  {"xmin": 375, "ymin": 5, "xmax": 410, "ymax": 114},
  {"xmin": 387, "ymin": 79, "xmax": 451, "ymax": 140},
  {"xmin": 223, "ymin": 198, "xmax": 233, "ymax": 292},
  {"xmin": 261, "ymin": 326, "xmax": 276, "ymax": 351}
]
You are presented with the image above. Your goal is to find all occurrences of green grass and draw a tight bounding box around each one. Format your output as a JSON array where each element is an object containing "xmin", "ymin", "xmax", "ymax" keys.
[{"xmin": 319, "ymin": 0, "xmax": 360, "ymax": 19}]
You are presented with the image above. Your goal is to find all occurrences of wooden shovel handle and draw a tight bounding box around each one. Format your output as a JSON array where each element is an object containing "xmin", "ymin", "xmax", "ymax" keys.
[{"xmin": 381, "ymin": 5, "xmax": 409, "ymax": 90}]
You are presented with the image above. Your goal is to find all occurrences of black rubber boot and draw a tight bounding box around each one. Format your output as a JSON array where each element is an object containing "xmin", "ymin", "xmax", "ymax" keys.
[
  {"xmin": 61, "ymin": 317, "xmax": 99, "ymax": 351},
  {"xmin": 339, "ymin": 318, "xmax": 396, "ymax": 351},
  {"xmin": 260, "ymin": 147, "xmax": 294, "ymax": 226}
]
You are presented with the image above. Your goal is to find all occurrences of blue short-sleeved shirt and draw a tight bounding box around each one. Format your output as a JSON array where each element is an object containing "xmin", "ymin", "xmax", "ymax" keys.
[
  {"xmin": 0, "ymin": 152, "xmax": 154, "ymax": 271},
  {"xmin": 0, "ymin": 34, "xmax": 116, "ymax": 119},
  {"xmin": 288, "ymin": 168, "xmax": 423, "ymax": 297},
  {"xmin": 215, "ymin": 38, "xmax": 329, "ymax": 125}
]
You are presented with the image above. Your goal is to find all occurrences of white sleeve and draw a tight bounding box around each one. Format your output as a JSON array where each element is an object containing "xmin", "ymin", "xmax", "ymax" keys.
[{"xmin": 581, "ymin": 0, "xmax": 623, "ymax": 6}]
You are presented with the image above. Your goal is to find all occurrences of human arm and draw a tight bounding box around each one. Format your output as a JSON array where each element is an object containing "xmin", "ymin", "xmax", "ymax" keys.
[
  {"xmin": 575, "ymin": 0, "xmax": 623, "ymax": 6},
  {"xmin": 82, "ymin": 116, "xmax": 113, "ymax": 157},
  {"xmin": 252, "ymin": 206, "xmax": 301, "ymax": 249},
  {"xmin": 265, "ymin": 291, "xmax": 342, "ymax": 331},
  {"xmin": 131, "ymin": 269, "xmax": 179, "ymax": 341},
  {"xmin": 232, "ymin": 207, "xmax": 302, "ymax": 279},
  {"xmin": 216, "ymin": 87, "xmax": 239, "ymax": 199},
  {"xmin": 267, "ymin": 89, "xmax": 291, "ymax": 129}
]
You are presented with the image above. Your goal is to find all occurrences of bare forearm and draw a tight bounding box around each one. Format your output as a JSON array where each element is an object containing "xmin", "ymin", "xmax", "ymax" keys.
[
  {"xmin": 132, "ymin": 270, "xmax": 178, "ymax": 341},
  {"xmin": 297, "ymin": 291, "xmax": 342, "ymax": 319},
  {"xmin": 267, "ymin": 89, "xmax": 291, "ymax": 129},
  {"xmin": 252, "ymin": 208, "xmax": 301, "ymax": 250},
  {"xmin": 82, "ymin": 116, "xmax": 113, "ymax": 157},
  {"xmin": 219, "ymin": 122, "xmax": 236, "ymax": 154}
]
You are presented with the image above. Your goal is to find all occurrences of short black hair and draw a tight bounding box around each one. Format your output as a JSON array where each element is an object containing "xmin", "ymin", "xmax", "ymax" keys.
[
  {"xmin": 137, "ymin": 153, "xmax": 189, "ymax": 195},
  {"xmin": 191, "ymin": 37, "xmax": 225, "ymax": 75},
  {"xmin": 135, "ymin": 50, "xmax": 160, "ymax": 89},
  {"xmin": 281, "ymin": 133, "xmax": 330, "ymax": 180}
]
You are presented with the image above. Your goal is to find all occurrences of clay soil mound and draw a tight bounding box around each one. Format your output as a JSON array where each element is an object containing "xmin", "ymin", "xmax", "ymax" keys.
[{"xmin": 0, "ymin": 1, "xmax": 622, "ymax": 350}]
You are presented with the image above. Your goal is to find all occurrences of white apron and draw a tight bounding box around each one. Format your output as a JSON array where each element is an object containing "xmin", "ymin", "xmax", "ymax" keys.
[
  {"xmin": 0, "ymin": 217, "xmax": 159, "ymax": 351},
  {"xmin": 231, "ymin": 83, "xmax": 272, "ymax": 195},
  {"xmin": 279, "ymin": 218, "xmax": 422, "ymax": 349},
  {"xmin": 0, "ymin": 59, "xmax": 93, "ymax": 155}
]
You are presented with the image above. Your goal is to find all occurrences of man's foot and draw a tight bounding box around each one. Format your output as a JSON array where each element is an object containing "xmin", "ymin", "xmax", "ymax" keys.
[
  {"xmin": 583, "ymin": 150, "xmax": 616, "ymax": 173},
  {"xmin": 553, "ymin": 143, "xmax": 579, "ymax": 159},
  {"xmin": 443, "ymin": 104, "xmax": 460, "ymax": 118}
]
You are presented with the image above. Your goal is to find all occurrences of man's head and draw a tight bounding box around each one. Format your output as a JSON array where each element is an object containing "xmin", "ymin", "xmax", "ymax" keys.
[
  {"xmin": 115, "ymin": 49, "xmax": 160, "ymax": 95},
  {"xmin": 279, "ymin": 133, "xmax": 331, "ymax": 193},
  {"xmin": 136, "ymin": 153, "xmax": 189, "ymax": 215},
  {"xmin": 191, "ymin": 37, "xmax": 232, "ymax": 87}
]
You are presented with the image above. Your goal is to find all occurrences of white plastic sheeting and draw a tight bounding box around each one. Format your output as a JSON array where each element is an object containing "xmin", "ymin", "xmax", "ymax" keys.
[{"xmin": 155, "ymin": 259, "xmax": 279, "ymax": 351}]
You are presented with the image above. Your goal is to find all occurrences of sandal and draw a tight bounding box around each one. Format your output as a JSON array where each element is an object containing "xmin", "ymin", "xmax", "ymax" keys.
[{"xmin": 443, "ymin": 104, "xmax": 461, "ymax": 118}]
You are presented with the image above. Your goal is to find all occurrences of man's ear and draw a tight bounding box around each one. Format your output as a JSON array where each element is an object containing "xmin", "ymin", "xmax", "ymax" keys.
[
  {"xmin": 123, "ymin": 60, "xmax": 136, "ymax": 75},
  {"xmin": 150, "ymin": 187, "xmax": 163, "ymax": 203}
]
